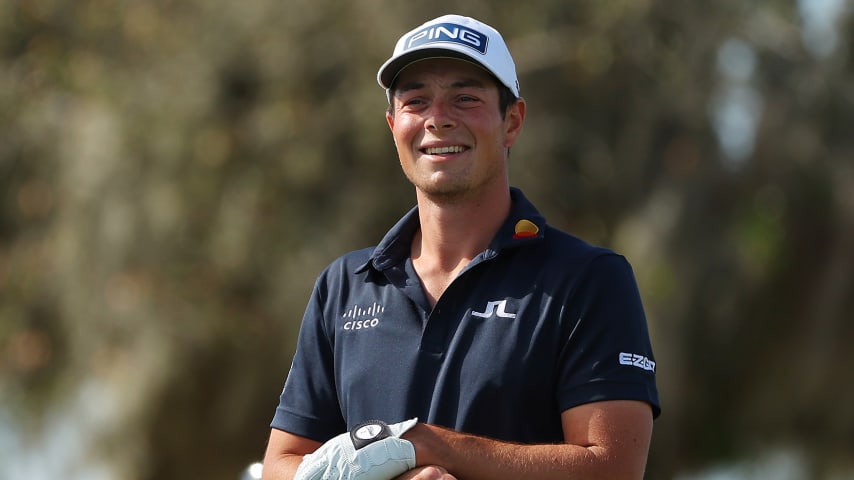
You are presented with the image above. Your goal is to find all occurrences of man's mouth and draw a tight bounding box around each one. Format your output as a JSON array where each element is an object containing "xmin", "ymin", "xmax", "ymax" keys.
[{"xmin": 422, "ymin": 145, "xmax": 467, "ymax": 155}]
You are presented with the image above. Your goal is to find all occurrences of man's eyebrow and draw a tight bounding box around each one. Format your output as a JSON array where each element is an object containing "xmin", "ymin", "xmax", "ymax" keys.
[
  {"xmin": 450, "ymin": 77, "xmax": 488, "ymax": 89},
  {"xmin": 394, "ymin": 77, "xmax": 488, "ymax": 95},
  {"xmin": 394, "ymin": 80, "xmax": 425, "ymax": 95}
]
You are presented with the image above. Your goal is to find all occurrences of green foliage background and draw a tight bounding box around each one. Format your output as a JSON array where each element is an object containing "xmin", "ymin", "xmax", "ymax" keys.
[{"xmin": 1, "ymin": 0, "xmax": 852, "ymax": 478}]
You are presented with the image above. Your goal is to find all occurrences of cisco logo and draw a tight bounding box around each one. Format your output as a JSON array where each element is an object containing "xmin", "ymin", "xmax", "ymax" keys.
[{"xmin": 342, "ymin": 303, "xmax": 384, "ymax": 331}]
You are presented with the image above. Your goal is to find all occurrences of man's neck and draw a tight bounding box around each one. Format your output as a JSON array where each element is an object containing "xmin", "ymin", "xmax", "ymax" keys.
[{"xmin": 412, "ymin": 184, "xmax": 511, "ymax": 274}]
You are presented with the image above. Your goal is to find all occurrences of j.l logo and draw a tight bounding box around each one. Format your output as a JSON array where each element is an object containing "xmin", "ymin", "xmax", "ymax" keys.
[{"xmin": 471, "ymin": 300, "xmax": 516, "ymax": 319}]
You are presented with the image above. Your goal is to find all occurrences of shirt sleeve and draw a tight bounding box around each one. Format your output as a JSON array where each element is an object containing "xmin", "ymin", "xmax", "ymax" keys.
[
  {"xmin": 270, "ymin": 272, "xmax": 347, "ymax": 441},
  {"xmin": 556, "ymin": 253, "xmax": 661, "ymax": 418}
]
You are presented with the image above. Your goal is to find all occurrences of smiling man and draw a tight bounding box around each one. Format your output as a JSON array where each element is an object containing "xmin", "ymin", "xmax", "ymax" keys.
[
  {"xmin": 387, "ymin": 58, "xmax": 522, "ymax": 206},
  {"xmin": 262, "ymin": 15, "xmax": 660, "ymax": 480}
]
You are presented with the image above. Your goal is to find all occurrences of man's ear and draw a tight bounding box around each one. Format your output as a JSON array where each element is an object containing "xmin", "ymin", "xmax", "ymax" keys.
[
  {"xmin": 503, "ymin": 98, "xmax": 526, "ymax": 149},
  {"xmin": 386, "ymin": 110, "xmax": 395, "ymax": 131}
]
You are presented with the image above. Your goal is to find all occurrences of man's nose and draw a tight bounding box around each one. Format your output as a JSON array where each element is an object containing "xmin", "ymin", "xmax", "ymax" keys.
[{"xmin": 425, "ymin": 101, "xmax": 456, "ymax": 130}]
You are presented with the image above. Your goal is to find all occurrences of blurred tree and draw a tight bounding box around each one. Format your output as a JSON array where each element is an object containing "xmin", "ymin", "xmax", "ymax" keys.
[{"xmin": 0, "ymin": 0, "xmax": 851, "ymax": 479}]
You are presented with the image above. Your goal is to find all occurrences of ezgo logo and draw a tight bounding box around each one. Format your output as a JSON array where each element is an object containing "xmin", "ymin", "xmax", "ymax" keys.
[
  {"xmin": 619, "ymin": 352, "xmax": 656, "ymax": 372},
  {"xmin": 405, "ymin": 23, "xmax": 488, "ymax": 54}
]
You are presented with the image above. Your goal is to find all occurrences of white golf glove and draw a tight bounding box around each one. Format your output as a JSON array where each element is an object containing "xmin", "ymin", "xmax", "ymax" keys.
[{"xmin": 294, "ymin": 418, "xmax": 418, "ymax": 480}]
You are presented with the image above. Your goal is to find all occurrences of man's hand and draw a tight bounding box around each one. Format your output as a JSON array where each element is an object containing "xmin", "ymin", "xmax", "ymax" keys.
[
  {"xmin": 294, "ymin": 419, "xmax": 418, "ymax": 480},
  {"xmin": 392, "ymin": 466, "xmax": 457, "ymax": 480}
]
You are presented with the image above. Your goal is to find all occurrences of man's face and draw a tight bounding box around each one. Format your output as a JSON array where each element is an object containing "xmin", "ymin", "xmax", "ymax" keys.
[{"xmin": 386, "ymin": 58, "xmax": 525, "ymax": 201}]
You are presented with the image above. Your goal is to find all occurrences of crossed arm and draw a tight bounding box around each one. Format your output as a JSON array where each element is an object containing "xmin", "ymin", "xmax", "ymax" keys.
[{"xmin": 261, "ymin": 400, "xmax": 653, "ymax": 480}]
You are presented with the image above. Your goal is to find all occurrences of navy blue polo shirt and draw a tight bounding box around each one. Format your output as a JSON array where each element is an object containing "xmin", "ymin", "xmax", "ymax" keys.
[{"xmin": 272, "ymin": 188, "xmax": 660, "ymax": 444}]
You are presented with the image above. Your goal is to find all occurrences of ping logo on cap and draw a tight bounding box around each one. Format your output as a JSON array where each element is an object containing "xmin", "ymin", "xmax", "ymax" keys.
[{"xmin": 404, "ymin": 22, "xmax": 488, "ymax": 54}]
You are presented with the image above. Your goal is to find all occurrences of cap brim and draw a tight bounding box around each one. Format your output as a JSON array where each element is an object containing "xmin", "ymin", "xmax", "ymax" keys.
[{"xmin": 378, "ymin": 48, "xmax": 487, "ymax": 90}]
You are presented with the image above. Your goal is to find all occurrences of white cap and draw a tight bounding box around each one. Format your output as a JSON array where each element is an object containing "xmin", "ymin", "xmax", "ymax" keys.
[{"xmin": 377, "ymin": 15, "xmax": 520, "ymax": 98}]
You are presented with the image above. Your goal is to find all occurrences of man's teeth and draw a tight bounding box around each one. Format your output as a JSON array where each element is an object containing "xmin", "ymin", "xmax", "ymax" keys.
[{"xmin": 425, "ymin": 146, "xmax": 465, "ymax": 154}]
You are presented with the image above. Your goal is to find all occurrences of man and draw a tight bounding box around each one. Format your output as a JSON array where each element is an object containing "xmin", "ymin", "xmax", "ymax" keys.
[{"xmin": 262, "ymin": 14, "xmax": 660, "ymax": 480}]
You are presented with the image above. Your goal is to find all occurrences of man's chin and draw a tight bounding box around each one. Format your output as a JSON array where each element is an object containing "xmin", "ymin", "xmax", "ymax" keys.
[{"xmin": 415, "ymin": 182, "xmax": 476, "ymax": 205}]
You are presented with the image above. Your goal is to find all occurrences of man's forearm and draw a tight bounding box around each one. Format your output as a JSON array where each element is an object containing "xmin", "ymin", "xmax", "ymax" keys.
[
  {"xmin": 405, "ymin": 423, "xmax": 648, "ymax": 480},
  {"xmin": 261, "ymin": 453, "xmax": 303, "ymax": 480},
  {"xmin": 262, "ymin": 428, "xmax": 324, "ymax": 480}
]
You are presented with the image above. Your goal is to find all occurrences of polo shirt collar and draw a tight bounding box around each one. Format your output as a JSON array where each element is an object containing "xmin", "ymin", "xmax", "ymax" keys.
[{"xmin": 357, "ymin": 187, "xmax": 546, "ymax": 273}]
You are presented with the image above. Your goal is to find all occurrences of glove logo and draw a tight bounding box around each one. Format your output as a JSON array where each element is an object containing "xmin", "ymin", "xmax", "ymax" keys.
[{"xmin": 354, "ymin": 424, "xmax": 384, "ymax": 440}]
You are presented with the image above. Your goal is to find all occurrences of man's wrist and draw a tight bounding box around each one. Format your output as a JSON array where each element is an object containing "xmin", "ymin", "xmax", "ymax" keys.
[{"xmin": 401, "ymin": 422, "xmax": 445, "ymax": 469}]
